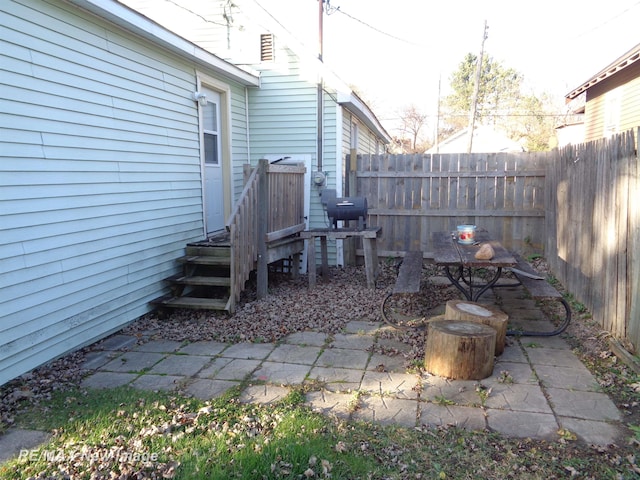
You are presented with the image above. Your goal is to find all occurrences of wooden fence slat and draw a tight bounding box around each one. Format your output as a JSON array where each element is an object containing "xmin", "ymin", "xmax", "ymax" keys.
[{"xmin": 628, "ymin": 129, "xmax": 640, "ymax": 349}]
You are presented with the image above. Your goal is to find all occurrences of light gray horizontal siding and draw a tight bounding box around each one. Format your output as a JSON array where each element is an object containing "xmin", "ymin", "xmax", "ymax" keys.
[
  {"xmin": 230, "ymin": 83, "xmax": 250, "ymax": 201},
  {"xmin": 0, "ymin": 0, "xmax": 249, "ymax": 385}
]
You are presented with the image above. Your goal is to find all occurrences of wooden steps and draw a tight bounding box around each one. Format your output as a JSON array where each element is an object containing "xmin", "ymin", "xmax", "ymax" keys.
[
  {"xmin": 151, "ymin": 239, "xmax": 234, "ymax": 313},
  {"xmin": 151, "ymin": 230, "xmax": 304, "ymax": 315}
]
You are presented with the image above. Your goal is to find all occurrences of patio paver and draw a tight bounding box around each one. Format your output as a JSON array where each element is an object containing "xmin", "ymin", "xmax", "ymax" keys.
[
  {"xmin": 419, "ymin": 403, "xmax": 487, "ymax": 430},
  {"xmin": 178, "ymin": 341, "xmax": 228, "ymax": 356},
  {"xmin": 131, "ymin": 374, "xmax": 184, "ymax": 392},
  {"xmin": 184, "ymin": 378, "xmax": 239, "ymax": 400},
  {"xmin": 487, "ymin": 410, "xmax": 559, "ymax": 440},
  {"xmin": 149, "ymin": 354, "xmax": 211, "ymax": 376},
  {"xmin": 81, "ymin": 371, "xmax": 138, "ymax": 389},
  {"xmin": 134, "ymin": 340, "xmax": 183, "ymax": 353},
  {"xmin": 352, "ymin": 396, "xmax": 418, "ymax": 427},
  {"xmin": 252, "ymin": 361, "xmax": 312, "ymax": 384},
  {"xmin": 100, "ymin": 352, "xmax": 165, "ymax": 373},
  {"xmin": 220, "ymin": 342, "xmax": 275, "ymax": 360},
  {"xmin": 315, "ymin": 347, "xmax": 370, "ymax": 370},
  {"xmin": 241, "ymin": 385, "xmax": 290, "ymax": 405},
  {"xmin": 266, "ymin": 343, "xmax": 322, "ymax": 364},
  {"xmin": 308, "ymin": 366, "xmax": 364, "ymax": 392}
]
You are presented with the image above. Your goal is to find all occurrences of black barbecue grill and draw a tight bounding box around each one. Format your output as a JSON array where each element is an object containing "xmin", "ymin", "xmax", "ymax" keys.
[{"xmin": 320, "ymin": 189, "xmax": 368, "ymax": 229}]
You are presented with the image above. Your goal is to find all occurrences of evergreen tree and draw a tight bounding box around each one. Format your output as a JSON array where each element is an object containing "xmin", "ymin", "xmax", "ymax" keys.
[{"xmin": 440, "ymin": 53, "xmax": 557, "ymax": 151}]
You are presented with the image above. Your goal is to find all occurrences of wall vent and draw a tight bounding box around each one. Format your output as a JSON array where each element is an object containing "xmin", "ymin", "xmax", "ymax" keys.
[{"xmin": 260, "ymin": 33, "xmax": 275, "ymax": 61}]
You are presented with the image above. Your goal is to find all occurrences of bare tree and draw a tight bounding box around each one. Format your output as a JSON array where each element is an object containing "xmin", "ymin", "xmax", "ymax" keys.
[{"xmin": 397, "ymin": 104, "xmax": 430, "ymax": 153}]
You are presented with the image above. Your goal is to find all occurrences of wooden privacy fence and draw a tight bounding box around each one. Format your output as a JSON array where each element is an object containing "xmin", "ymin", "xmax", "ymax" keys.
[
  {"xmin": 545, "ymin": 130, "xmax": 640, "ymax": 350},
  {"xmin": 354, "ymin": 142, "xmax": 640, "ymax": 351},
  {"xmin": 355, "ymin": 152, "xmax": 550, "ymax": 255}
]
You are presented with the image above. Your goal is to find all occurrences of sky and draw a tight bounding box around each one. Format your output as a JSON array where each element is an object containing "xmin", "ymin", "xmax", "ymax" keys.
[{"xmin": 249, "ymin": 0, "xmax": 640, "ymax": 137}]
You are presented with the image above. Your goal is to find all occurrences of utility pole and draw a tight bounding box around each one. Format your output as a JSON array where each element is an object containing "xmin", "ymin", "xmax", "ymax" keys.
[
  {"xmin": 467, "ymin": 20, "xmax": 488, "ymax": 154},
  {"xmin": 434, "ymin": 74, "xmax": 441, "ymax": 153}
]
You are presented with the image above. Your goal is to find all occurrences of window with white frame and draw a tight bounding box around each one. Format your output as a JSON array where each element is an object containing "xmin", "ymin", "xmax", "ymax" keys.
[
  {"xmin": 351, "ymin": 122, "xmax": 359, "ymax": 150},
  {"xmin": 603, "ymin": 87, "xmax": 621, "ymax": 138}
]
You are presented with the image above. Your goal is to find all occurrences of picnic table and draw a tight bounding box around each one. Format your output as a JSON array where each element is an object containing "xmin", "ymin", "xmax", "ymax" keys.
[{"xmin": 432, "ymin": 230, "xmax": 517, "ymax": 302}]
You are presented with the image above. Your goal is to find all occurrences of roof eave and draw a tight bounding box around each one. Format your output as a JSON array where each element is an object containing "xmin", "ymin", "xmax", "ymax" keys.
[
  {"xmin": 337, "ymin": 91, "xmax": 391, "ymax": 144},
  {"xmin": 566, "ymin": 43, "xmax": 640, "ymax": 100},
  {"xmin": 65, "ymin": 0, "xmax": 260, "ymax": 87}
]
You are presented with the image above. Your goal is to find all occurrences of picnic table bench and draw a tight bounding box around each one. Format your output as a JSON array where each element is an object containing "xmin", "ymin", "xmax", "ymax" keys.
[
  {"xmin": 391, "ymin": 251, "xmax": 423, "ymax": 294},
  {"xmin": 380, "ymin": 251, "xmax": 424, "ymax": 328},
  {"xmin": 500, "ymin": 254, "xmax": 571, "ymax": 336}
]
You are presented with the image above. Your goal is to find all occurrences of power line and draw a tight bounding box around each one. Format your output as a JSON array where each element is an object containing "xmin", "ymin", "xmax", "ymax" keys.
[
  {"xmin": 250, "ymin": 0, "xmax": 300, "ymax": 43},
  {"xmin": 385, "ymin": 113, "xmax": 570, "ymax": 120},
  {"xmin": 163, "ymin": 0, "xmax": 228, "ymax": 26},
  {"xmin": 330, "ymin": 4, "xmax": 422, "ymax": 47},
  {"xmin": 574, "ymin": 0, "xmax": 640, "ymax": 38}
]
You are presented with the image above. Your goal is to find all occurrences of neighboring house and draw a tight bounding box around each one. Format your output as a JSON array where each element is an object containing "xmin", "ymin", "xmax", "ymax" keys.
[
  {"xmin": 0, "ymin": 0, "xmax": 260, "ymax": 385},
  {"xmin": 427, "ymin": 125, "xmax": 525, "ymax": 153},
  {"xmin": 118, "ymin": 0, "xmax": 392, "ymax": 266},
  {"xmin": 565, "ymin": 43, "xmax": 640, "ymax": 143}
]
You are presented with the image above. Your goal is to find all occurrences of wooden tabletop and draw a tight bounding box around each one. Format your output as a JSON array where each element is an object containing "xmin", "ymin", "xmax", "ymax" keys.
[{"xmin": 432, "ymin": 231, "xmax": 516, "ymax": 268}]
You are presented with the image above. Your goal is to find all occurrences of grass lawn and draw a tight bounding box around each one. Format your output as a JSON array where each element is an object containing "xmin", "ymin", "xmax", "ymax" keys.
[{"xmin": 2, "ymin": 384, "xmax": 639, "ymax": 479}]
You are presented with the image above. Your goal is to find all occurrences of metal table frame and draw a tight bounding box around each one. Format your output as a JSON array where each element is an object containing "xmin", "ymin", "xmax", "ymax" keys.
[{"xmin": 433, "ymin": 230, "xmax": 517, "ymax": 302}]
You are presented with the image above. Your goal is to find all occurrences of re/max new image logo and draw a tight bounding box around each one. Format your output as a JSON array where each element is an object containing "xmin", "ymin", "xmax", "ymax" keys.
[{"xmin": 18, "ymin": 449, "xmax": 159, "ymax": 463}]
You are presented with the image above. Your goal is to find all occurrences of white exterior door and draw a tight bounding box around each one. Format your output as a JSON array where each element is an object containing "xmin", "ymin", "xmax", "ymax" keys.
[{"xmin": 202, "ymin": 88, "xmax": 224, "ymax": 234}]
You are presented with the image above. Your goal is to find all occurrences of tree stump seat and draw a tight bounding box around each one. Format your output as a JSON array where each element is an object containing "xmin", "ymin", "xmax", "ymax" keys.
[
  {"xmin": 424, "ymin": 320, "xmax": 496, "ymax": 380},
  {"xmin": 444, "ymin": 300, "xmax": 509, "ymax": 355}
]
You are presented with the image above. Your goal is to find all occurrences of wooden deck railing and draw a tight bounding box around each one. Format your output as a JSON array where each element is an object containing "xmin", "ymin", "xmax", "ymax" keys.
[
  {"xmin": 226, "ymin": 163, "xmax": 259, "ymax": 311},
  {"xmin": 226, "ymin": 159, "xmax": 306, "ymax": 310}
]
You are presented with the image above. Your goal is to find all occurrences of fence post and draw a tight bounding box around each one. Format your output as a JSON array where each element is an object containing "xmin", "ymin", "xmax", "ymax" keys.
[{"xmin": 256, "ymin": 159, "xmax": 269, "ymax": 299}]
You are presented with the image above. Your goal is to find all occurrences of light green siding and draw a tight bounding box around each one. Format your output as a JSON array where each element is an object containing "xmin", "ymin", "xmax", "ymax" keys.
[{"xmin": 0, "ymin": 0, "xmax": 251, "ymax": 386}]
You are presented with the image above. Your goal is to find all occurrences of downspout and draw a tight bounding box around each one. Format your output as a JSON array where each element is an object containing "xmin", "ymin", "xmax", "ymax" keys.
[
  {"xmin": 245, "ymin": 86, "xmax": 251, "ymax": 164},
  {"xmin": 335, "ymin": 104, "xmax": 343, "ymax": 266},
  {"xmin": 317, "ymin": 0, "xmax": 323, "ymax": 171},
  {"xmin": 317, "ymin": 81, "xmax": 323, "ymax": 171}
]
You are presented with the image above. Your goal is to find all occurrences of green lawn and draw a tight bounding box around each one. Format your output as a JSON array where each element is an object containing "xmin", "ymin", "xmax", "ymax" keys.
[{"xmin": 2, "ymin": 385, "xmax": 639, "ymax": 479}]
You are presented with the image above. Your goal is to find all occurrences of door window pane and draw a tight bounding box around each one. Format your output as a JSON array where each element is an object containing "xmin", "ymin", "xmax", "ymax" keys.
[
  {"xmin": 204, "ymin": 133, "xmax": 218, "ymax": 165},
  {"xmin": 204, "ymin": 102, "xmax": 218, "ymax": 132}
]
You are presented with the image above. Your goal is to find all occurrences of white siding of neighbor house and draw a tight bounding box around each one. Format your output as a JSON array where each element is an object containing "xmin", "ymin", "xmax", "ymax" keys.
[
  {"xmin": 342, "ymin": 110, "xmax": 383, "ymax": 157},
  {"xmin": 0, "ymin": 0, "xmax": 250, "ymax": 385}
]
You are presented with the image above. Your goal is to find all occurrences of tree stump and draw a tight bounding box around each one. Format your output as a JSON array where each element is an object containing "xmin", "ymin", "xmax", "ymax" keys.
[
  {"xmin": 424, "ymin": 320, "xmax": 496, "ymax": 380},
  {"xmin": 445, "ymin": 300, "xmax": 508, "ymax": 355}
]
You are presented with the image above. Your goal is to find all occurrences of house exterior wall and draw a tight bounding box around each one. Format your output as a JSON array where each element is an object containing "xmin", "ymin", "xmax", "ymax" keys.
[
  {"xmin": 584, "ymin": 61, "xmax": 640, "ymax": 142},
  {"xmin": 0, "ymin": 0, "xmax": 250, "ymax": 385},
  {"xmin": 119, "ymin": 0, "xmax": 389, "ymax": 267}
]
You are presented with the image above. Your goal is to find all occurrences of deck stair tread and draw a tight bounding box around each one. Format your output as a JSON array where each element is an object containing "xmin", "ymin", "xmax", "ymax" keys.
[
  {"xmin": 151, "ymin": 295, "xmax": 229, "ymax": 311},
  {"xmin": 167, "ymin": 274, "xmax": 231, "ymax": 287},
  {"xmin": 178, "ymin": 255, "xmax": 231, "ymax": 266}
]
